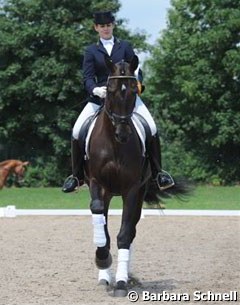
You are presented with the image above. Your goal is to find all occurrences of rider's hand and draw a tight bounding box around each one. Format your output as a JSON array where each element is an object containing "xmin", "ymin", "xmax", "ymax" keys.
[{"xmin": 92, "ymin": 86, "xmax": 107, "ymax": 99}]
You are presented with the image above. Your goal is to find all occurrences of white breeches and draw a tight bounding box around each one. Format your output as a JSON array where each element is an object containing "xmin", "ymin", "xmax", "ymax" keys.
[{"xmin": 72, "ymin": 96, "xmax": 157, "ymax": 140}]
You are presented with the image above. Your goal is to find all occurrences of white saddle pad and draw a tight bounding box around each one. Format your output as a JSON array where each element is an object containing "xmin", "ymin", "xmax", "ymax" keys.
[{"xmin": 85, "ymin": 114, "xmax": 147, "ymax": 158}]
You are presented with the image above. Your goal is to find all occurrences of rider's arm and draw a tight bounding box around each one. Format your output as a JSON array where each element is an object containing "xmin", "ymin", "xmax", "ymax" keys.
[{"xmin": 83, "ymin": 46, "xmax": 97, "ymax": 95}]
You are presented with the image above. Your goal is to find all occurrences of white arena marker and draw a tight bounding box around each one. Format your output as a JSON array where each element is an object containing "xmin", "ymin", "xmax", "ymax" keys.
[
  {"xmin": 0, "ymin": 208, "xmax": 4, "ymax": 217},
  {"xmin": 4, "ymin": 205, "xmax": 16, "ymax": 218}
]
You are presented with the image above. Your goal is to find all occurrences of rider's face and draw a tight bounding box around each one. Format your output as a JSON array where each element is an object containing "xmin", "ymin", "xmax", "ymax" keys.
[{"xmin": 94, "ymin": 23, "xmax": 114, "ymax": 40}]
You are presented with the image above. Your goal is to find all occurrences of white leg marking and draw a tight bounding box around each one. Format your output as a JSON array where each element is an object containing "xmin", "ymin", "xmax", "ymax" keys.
[
  {"xmin": 92, "ymin": 214, "xmax": 106, "ymax": 247},
  {"xmin": 116, "ymin": 249, "xmax": 130, "ymax": 283},
  {"xmin": 98, "ymin": 268, "xmax": 112, "ymax": 284}
]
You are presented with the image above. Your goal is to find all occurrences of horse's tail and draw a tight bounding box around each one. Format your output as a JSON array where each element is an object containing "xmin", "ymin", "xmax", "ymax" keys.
[{"xmin": 144, "ymin": 177, "xmax": 193, "ymax": 205}]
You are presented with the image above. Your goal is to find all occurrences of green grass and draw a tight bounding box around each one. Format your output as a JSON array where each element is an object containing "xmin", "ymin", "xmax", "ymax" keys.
[
  {"xmin": 0, "ymin": 185, "xmax": 239, "ymax": 210},
  {"xmin": 165, "ymin": 185, "xmax": 240, "ymax": 210}
]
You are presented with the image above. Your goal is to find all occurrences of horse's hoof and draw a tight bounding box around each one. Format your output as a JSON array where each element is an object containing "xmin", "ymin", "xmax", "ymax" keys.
[
  {"xmin": 114, "ymin": 281, "xmax": 128, "ymax": 297},
  {"xmin": 95, "ymin": 252, "xmax": 112, "ymax": 269},
  {"xmin": 97, "ymin": 279, "xmax": 112, "ymax": 293},
  {"xmin": 98, "ymin": 279, "xmax": 109, "ymax": 286}
]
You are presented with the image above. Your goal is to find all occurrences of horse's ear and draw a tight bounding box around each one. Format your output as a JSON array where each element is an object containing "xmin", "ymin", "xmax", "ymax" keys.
[
  {"xmin": 130, "ymin": 55, "xmax": 139, "ymax": 74},
  {"xmin": 105, "ymin": 55, "xmax": 116, "ymax": 73}
]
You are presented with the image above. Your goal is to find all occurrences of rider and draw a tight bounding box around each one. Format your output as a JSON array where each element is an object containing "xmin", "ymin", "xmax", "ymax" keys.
[{"xmin": 62, "ymin": 11, "xmax": 174, "ymax": 193}]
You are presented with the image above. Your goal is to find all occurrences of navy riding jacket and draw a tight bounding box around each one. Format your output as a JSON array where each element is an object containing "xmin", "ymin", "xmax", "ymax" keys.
[{"xmin": 83, "ymin": 37, "xmax": 143, "ymax": 104}]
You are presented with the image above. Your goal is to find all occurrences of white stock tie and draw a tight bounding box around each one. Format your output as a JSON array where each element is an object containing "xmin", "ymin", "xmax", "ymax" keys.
[{"xmin": 101, "ymin": 38, "xmax": 114, "ymax": 56}]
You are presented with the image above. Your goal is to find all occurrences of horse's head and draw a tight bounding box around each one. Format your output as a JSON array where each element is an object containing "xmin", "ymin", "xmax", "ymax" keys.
[
  {"xmin": 105, "ymin": 55, "xmax": 139, "ymax": 143},
  {"xmin": 14, "ymin": 161, "xmax": 29, "ymax": 184}
]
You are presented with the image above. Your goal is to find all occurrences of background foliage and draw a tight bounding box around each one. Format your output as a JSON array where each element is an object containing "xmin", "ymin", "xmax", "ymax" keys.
[
  {"xmin": 144, "ymin": 0, "xmax": 240, "ymax": 184},
  {"xmin": 0, "ymin": 0, "xmax": 239, "ymax": 186},
  {"xmin": 0, "ymin": 0, "xmax": 148, "ymax": 186}
]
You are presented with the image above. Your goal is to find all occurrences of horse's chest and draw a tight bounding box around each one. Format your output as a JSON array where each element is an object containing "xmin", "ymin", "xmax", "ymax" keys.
[{"xmin": 101, "ymin": 149, "xmax": 141, "ymax": 183}]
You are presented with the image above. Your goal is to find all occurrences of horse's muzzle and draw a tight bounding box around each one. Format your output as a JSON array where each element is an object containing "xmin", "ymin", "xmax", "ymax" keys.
[{"xmin": 115, "ymin": 123, "xmax": 132, "ymax": 144}]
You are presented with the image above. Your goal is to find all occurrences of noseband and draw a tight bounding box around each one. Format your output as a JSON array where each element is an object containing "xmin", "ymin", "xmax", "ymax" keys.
[
  {"xmin": 105, "ymin": 75, "xmax": 137, "ymax": 125},
  {"xmin": 107, "ymin": 75, "xmax": 137, "ymax": 83}
]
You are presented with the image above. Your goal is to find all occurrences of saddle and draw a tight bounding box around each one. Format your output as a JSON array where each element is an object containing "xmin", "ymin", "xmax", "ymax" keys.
[{"xmin": 78, "ymin": 111, "xmax": 152, "ymax": 159}]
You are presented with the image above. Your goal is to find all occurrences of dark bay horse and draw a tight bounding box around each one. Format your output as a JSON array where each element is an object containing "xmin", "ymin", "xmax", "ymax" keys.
[
  {"xmin": 0, "ymin": 160, "xmax": 29, "ymax": 189},
  {"xmin": 84, "ymin": 55, "xmax": 188, "ymax": 297}
]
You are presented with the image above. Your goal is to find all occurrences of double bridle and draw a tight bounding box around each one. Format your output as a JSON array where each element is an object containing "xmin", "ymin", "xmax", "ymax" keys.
[{"xmin": 105, "ymin": 75, "xmax": 137, "ymax": 124}]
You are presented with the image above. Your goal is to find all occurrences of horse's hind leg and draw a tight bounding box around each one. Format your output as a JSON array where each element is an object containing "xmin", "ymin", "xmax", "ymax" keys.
[{"xmin": 89, "ymin": 179, "xmax": 112, "ymax": 284}]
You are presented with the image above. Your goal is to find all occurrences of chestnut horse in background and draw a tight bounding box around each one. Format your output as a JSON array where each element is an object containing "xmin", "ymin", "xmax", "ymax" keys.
[{"xmin": 0, "ymin": 160, "xmax": 29, "ymax": 189}]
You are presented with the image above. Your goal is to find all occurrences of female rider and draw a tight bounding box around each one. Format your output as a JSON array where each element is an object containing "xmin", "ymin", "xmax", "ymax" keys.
[{"xmin": 62, "ymin": 11, "xmax": 174, "ymax": 193}]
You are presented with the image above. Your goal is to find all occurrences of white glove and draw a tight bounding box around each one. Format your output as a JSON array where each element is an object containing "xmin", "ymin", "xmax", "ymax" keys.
[{"xmin": 92, "ymin": 86, "xmax": 107, "ymax": 99}]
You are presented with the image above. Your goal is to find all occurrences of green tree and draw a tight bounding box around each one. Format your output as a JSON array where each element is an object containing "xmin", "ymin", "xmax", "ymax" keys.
[
  {"xmin": 0, "ymin": 0, "xmax": 148, "ymax": 185},
  {"xmin": 145, "ymin": 0, "xmax": 240, "ymax": 184}
]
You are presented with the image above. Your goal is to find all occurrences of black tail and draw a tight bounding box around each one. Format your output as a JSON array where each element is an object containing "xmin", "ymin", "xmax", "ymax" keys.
[{"xmin": 144, "ymin": 177, "xmax": 193, "ymax": 205}]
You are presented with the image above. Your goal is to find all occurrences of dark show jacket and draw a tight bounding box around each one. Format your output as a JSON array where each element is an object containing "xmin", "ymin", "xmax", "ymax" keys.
[{"xmin": 83, "ymin": 37, "xmax": 143, "ymax": 104}]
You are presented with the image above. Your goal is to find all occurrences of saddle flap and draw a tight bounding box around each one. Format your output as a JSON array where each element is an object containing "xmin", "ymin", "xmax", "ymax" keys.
[
  {"xmin": 85, "ymin": 117, "xmax": 97, "ymax": 159},
  {"xmin": 131, "ymin": 114, "xmax": 146, "ymax": 156}
]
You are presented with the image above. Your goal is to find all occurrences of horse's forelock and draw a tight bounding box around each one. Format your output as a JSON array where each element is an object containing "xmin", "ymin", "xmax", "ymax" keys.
[
  {"xmin": 115, "ymin": 56, "xmax": 139, "ymax": 76},
  {"xmin": 113, "ymin": 60, "xmax": 131, "ymax": 77}
]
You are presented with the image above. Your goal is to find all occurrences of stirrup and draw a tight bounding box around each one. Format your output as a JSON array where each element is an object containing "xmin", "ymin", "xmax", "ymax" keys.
[
  {"xmin": 155, "ymin": 170, "xmax": 175, "ymax": 191},
  {"xmin": 63, "ymin": 175, "xmax": 80, "ymax": 192}
]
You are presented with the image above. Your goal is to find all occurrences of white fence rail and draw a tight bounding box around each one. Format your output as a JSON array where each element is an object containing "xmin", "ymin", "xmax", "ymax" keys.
[{"xmin": 0, "ymin": 205, "xmax": 239, "ymax": 218}]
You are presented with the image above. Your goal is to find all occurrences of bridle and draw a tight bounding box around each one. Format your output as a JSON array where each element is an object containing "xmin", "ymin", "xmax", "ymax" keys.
[
  {"xmin": 107, "ymin": 75, "xmax": 137, "ymax": 83},
  {"xmin": 105, "ymin": 75, "xmax": 137, "ymax": 125}
]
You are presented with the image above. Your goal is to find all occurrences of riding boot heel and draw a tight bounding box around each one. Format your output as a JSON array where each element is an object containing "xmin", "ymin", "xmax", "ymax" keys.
[
  {"xmin": 149, "ymin": 133, "xmax": 175, "ymax": 190},
  {"xmin": 62, "ymin": 139, "xmax": 84, "ymax": 193}
]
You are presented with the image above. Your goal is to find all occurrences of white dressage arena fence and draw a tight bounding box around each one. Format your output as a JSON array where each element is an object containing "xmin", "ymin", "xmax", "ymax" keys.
[{"xmin": 0, "ymin": 205, "xmax": 239, "ymax": 218}]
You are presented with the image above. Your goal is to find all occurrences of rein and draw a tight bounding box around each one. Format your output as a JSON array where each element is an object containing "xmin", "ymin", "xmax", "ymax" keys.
[{"xmin": 104, "ymin": 106, "xmax": 133, "ymax": 125}]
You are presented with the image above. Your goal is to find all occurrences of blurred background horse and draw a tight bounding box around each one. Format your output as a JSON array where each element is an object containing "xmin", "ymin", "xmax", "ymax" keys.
[{"xmin": 0, "ymin": 159, "xmax": 29, "ymax": 189}]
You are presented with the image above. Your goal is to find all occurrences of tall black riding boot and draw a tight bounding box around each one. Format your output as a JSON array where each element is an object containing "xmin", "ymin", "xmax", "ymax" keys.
[
  {"xmin": 149, "ymin": 133, "xmax": 175, "ymax": 190},
  {"xmin": 62, "ymin": 139, "xmax": 84, "ymax": 193}
]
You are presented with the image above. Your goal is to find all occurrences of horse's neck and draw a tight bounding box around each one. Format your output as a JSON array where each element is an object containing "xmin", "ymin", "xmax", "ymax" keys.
[
  {"xmin": 0, "ymin": 160, "xmax": 10, "ymax": 167},
  {"xmin": 97, "ymin": 111, "xmax": 114, "ymax": 133},
  {"xmin": 0, "ymin": 160, "xmax": 21, "ymax": 170},
  {"xmin": 92, "ymin": 112, "xmax": 116, "ymax": 149}
]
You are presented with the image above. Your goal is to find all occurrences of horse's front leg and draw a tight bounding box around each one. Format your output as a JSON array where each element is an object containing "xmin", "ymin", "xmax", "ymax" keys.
[
  {"xmin": 114, "ymin": 185, "xmax": 144, "ymax": 297},
  {"xmin": 89, "ymin": 178, "xmax": 112, "ymax": 284}
]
